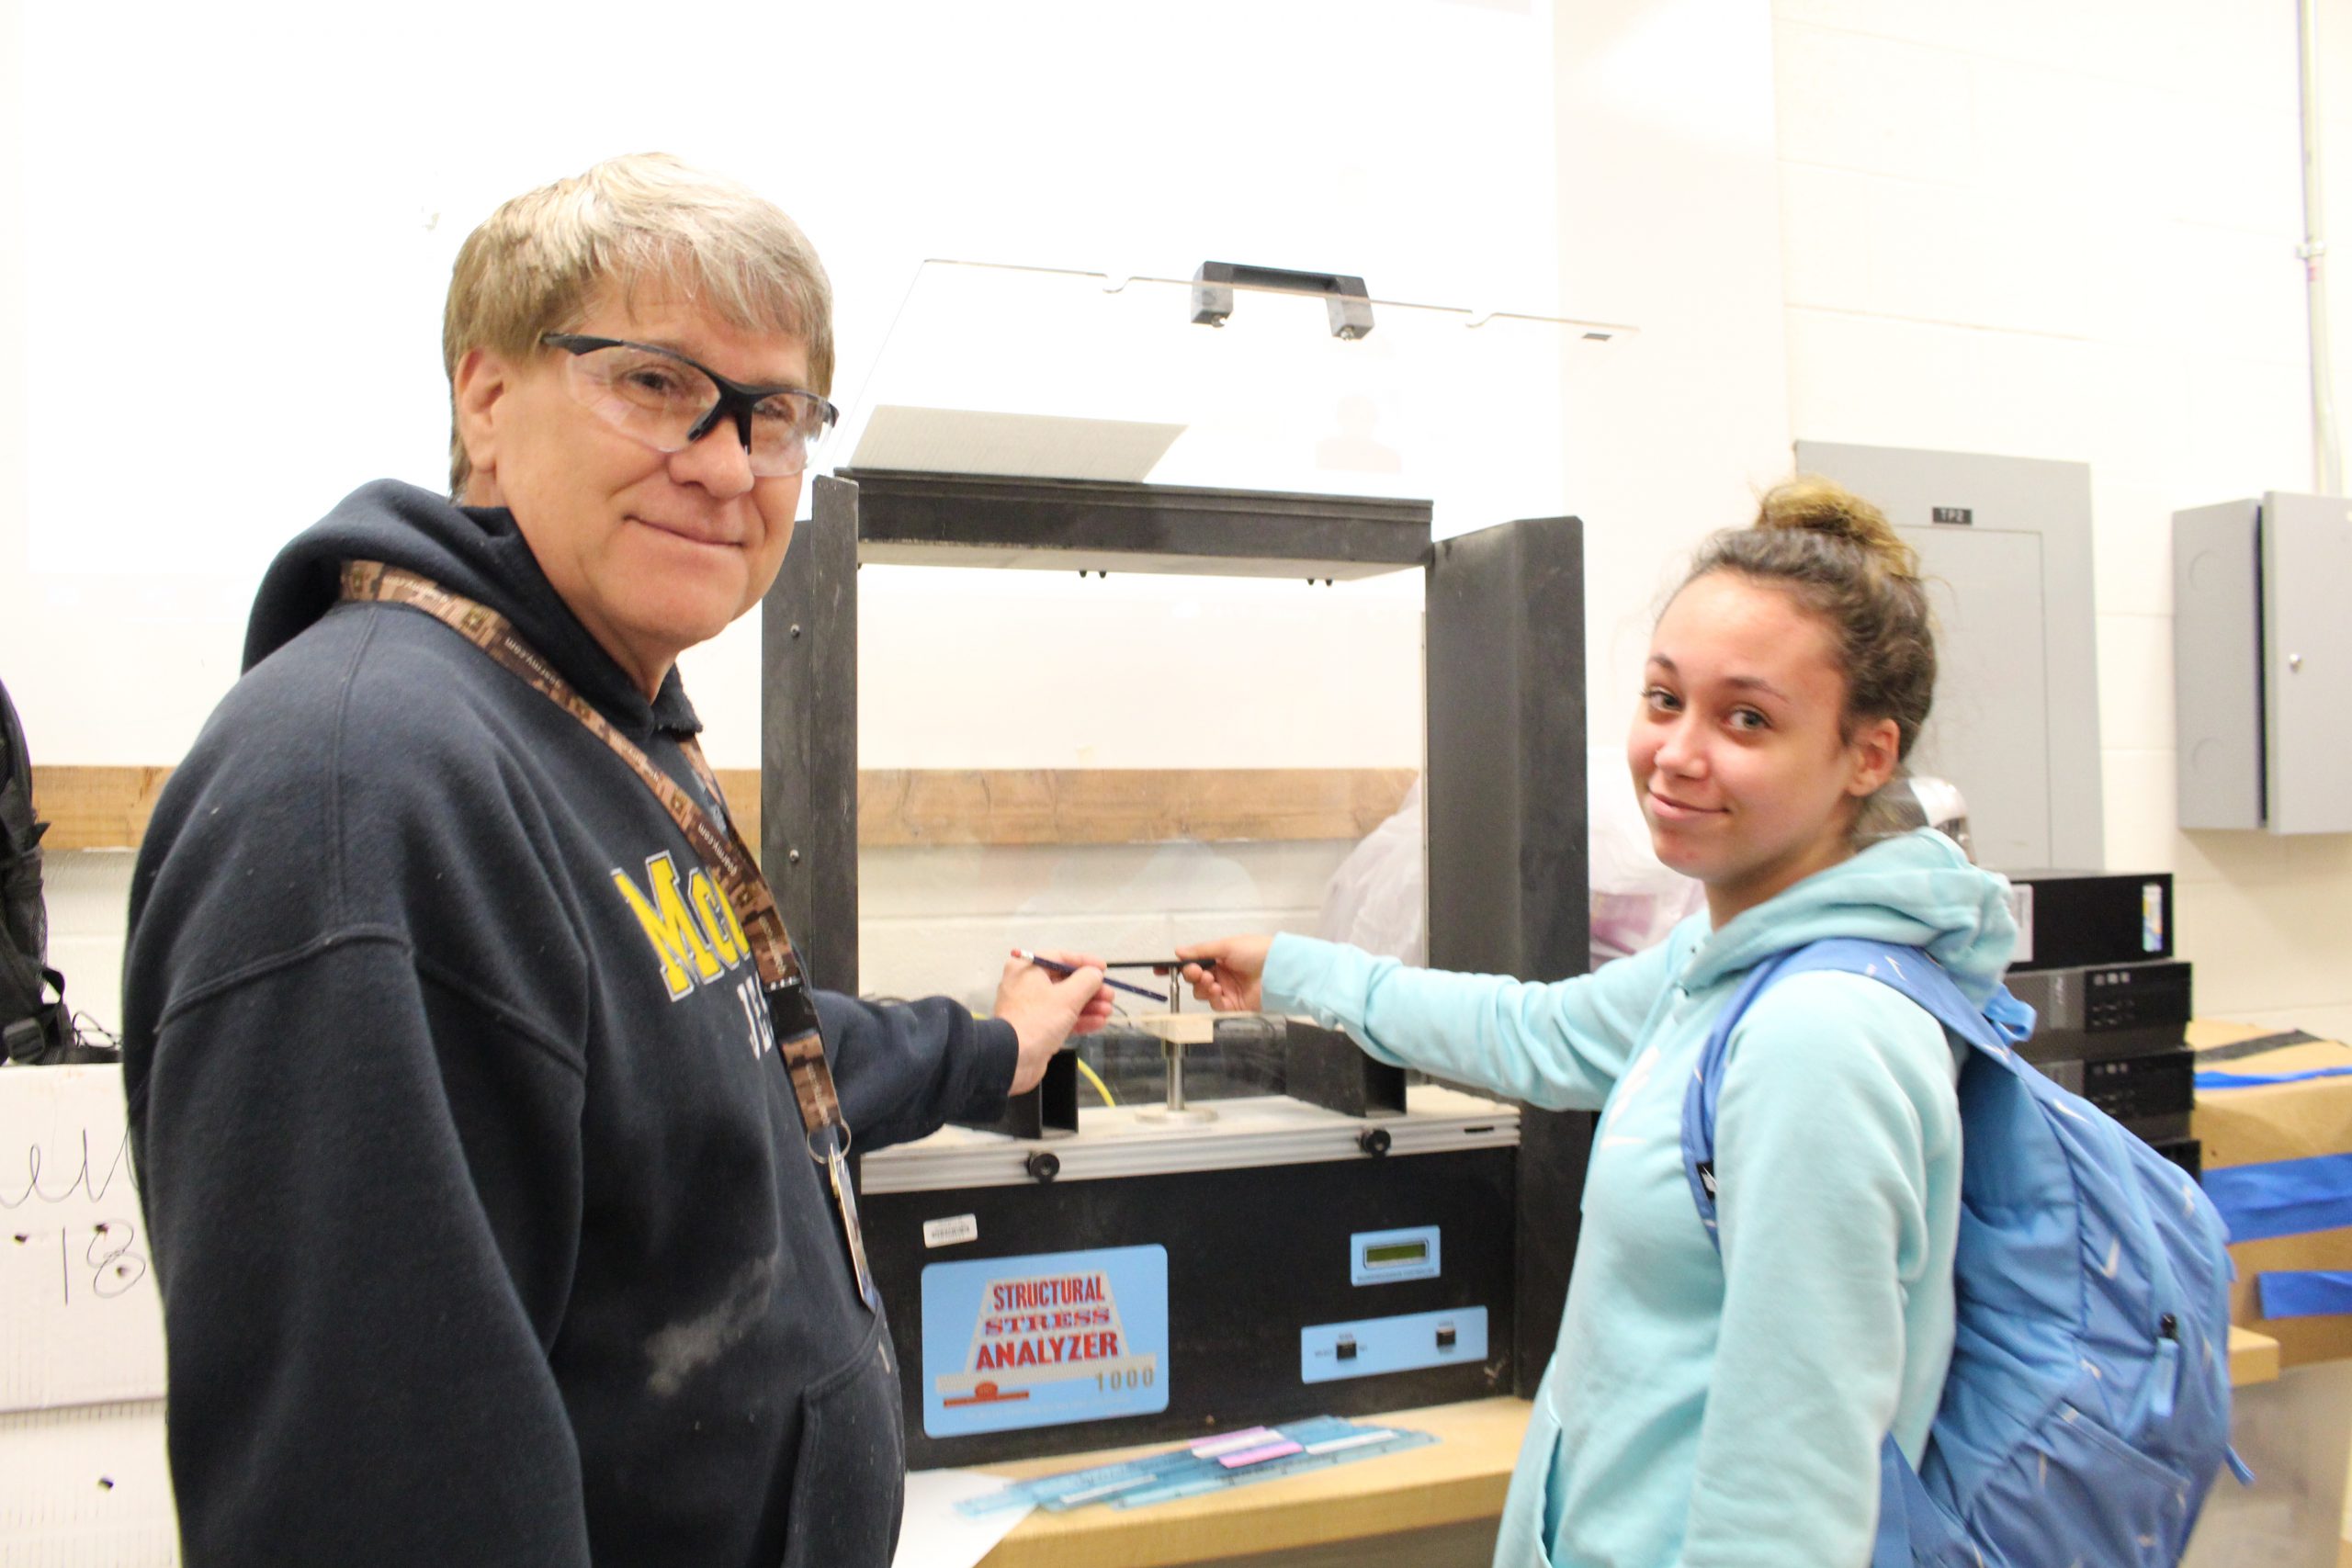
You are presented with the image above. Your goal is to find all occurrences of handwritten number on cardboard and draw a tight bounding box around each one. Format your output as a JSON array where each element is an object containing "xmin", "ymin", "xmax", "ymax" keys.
[{"xmin": 87, "ymin": 1220, "xmax": 147, "ymax": 1299}]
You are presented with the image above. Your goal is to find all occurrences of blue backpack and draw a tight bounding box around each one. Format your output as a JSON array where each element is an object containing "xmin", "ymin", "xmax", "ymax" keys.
[{"xmin": 1680, "ymin": 938, "xmax": 2241, "ymax": 1567}]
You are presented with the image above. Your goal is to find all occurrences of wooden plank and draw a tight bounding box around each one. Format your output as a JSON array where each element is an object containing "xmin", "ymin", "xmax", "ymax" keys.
[
  {"xmin": 34, "ymin": 765, "xmax": 1415, "ymax": 854},
  {"xmin": 851, "ymin": 768, "xmax": 1419, "ymax": 848},
  {"xmin": 28, "ymin": 767, "xmax": 174, "ymax": 852},
  {"xmin": 978, "ymin": 1341, "xmax": 2293, "ymax": 1568}
]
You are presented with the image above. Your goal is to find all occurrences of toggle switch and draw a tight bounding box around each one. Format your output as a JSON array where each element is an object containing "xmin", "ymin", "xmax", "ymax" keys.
[
  {"xmin": 1435, "ymin": 1323, "xmax": 1457, "ymax": 1349},
  {"xmin": 1336, "ymin": 1334, "xmax": 1358, "ymax": 1361}
]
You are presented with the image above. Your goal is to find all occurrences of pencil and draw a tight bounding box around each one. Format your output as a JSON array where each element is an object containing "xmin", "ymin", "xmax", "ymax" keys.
[{"xmin": 1010, "ymin": 951, "xmax": 1168, "ymax": 1004}]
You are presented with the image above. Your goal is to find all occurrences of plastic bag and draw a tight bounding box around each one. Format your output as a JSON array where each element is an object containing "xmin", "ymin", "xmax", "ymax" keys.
[
  {"xmin": 1315, "ymin": 777, "xmax": 1426, "ymax": 964},
  {"xmin": 1587, "ymin": 746, "xmax": 1703, "ymax": 966},
  {"xmin": 1313, "ymin": 758, "xmax": 1706, "ymax": 972}
]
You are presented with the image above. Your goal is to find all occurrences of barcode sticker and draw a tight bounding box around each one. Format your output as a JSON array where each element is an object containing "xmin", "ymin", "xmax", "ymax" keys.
[{"xmin": 922, "ymin": 1213, "xmax": 979, "ymax": 1249}]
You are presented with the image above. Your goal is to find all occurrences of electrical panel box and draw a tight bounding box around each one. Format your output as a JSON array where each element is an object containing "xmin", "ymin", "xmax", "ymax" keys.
[
  {"xmin": 1793, "ymin": 442, "xmax": 2104, "ymax": 871},
  {"xmin": 2175, "ymin": 493, "xmax": 2352, "ymax": 835}
]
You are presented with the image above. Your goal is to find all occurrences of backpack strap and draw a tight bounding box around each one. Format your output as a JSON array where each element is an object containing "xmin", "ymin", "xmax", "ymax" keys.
[
  {"xmin": 1681, "ymin": 936, "xmax": 2030, "ymax": 1244},
  {"xmin": 1, "ymin": 965, "xmax": 71, "ymax": 1063},
  {"xmin": 1, "ymin": 673, "xmax": 62, "ymax": 1060},
  {"xmin": 1678, "ymin": 936, "xmax": 2038, "ymax": 1568},
  {"xmin": 0, "ymin": 676, "xmax": 91, "ymax": 1066}
]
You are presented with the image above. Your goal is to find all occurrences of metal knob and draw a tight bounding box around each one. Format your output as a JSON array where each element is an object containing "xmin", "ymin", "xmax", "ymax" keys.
[
  {"xmin": 1357, "ymin": 1126, "xmax": 1392, "ymax": 1157},
  {"xmin": 1024, "ymin": 1151, "xmax": 1061, "ymax": 1184}
]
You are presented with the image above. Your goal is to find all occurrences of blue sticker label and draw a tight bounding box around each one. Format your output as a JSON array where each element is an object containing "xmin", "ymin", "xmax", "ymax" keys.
[{"xmin": 921, "ymin": 1244, "xmax": 1170, "ymax": 1438}]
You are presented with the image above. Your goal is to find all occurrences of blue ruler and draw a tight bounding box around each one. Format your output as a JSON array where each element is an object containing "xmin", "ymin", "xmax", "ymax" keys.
[{"xmin": 957, "ymin": 1416, "xmax": 1437, "ymax": 1517}]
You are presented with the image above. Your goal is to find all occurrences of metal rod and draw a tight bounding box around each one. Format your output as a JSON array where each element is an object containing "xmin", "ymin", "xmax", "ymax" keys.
[{"xmin": 2301, "ymin": 0, "xmax": 2344, "ymax": 494}]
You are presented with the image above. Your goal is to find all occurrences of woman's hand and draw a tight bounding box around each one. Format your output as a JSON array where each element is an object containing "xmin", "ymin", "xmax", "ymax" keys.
[{"xmin": 1170, "ymin": 935, "xmax": 1272, "ymax": 1012}]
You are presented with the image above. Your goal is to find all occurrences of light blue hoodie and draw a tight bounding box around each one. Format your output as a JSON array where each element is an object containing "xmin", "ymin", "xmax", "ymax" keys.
[{"xmin": 1261, "ymin": 829, "xmax": 2018, "ymax": 1568}]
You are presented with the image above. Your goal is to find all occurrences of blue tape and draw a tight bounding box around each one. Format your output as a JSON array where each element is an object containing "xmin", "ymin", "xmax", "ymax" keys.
[
  {"xmin": 2202, "ymin": 1152, "xmax": 2352, "ymax": 1244},
  {"xmin": 2256, "ymin": 1270, "xmax": 2352, "ymax": 1320},
  {"xmin": 2198, "ymin": 1065, "xmax": 2352, "ymax": 1089}
]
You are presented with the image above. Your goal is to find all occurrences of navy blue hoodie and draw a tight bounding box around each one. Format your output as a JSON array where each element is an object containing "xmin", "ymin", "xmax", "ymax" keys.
[{"xmin": 123, "ymin": 479, "xmax": 1016, "ymax": 1568}]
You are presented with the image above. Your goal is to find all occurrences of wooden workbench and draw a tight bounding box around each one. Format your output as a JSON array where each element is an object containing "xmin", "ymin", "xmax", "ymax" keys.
[
  {"xmin": 977, "ymin": 1333, "xmax": 2278, "ymax": 1567},
  {"xmin": 976, "ymin": 1397, "xmax": 1523, "ymax": 1568}
]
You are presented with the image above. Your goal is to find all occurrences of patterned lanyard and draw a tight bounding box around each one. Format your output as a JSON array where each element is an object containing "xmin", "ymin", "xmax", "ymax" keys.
[{"xmin": 341, "ymin": 559, "xmax": 877, "ymax": 1312}]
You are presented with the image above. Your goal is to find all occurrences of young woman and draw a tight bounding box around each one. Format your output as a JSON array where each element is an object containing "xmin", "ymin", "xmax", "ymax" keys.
[{"xmin": 1177, "ymin": 479, "xmax": 2018, "ymax": 1568}]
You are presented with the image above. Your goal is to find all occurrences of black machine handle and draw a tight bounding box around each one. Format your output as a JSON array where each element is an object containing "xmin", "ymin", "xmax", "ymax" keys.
[{"xmin": 1191, "ymin": 261, "xmax": 1374, "ymax": 340}]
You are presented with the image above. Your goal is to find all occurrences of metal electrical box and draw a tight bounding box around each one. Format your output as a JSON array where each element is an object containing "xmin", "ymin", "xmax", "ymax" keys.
[
  {"xmin": 2174, "ymin": 492, "xmax": 2352, "ymax": 834},
  {"xmin": 1793, "ymin": 442, "xmax": 2105, "ymax": 871}
]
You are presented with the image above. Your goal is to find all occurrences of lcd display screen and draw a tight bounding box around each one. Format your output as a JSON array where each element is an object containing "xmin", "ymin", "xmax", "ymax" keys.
[{"xmin": 1363, "ymin": 1241, "xmax": 1429, "ymax": 1267}]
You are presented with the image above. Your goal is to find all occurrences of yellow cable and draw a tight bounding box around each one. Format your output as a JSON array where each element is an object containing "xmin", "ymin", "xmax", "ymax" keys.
[{"xmin": 1073, "ymin": 1055, "xmax": 1117, "ymax": 1107}]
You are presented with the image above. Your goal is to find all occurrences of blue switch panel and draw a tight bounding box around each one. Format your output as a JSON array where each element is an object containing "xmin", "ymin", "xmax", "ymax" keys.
[{"xmin": 1300, "ymin": 1306, "xmax": 1487, "ymax": 1384}]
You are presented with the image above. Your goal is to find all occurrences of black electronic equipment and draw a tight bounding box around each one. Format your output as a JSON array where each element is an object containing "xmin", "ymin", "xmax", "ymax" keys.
[
  {"xmin": 862, "ymin": 1029, "xmax": 1519, "ymax": 1469},
  {"xmin": 2006, "ymin": 957, "xmax": 2195, "ymax": 1148},
  {"xmin": 2005, "ymin": 959, "xmax": 2193, "ymax": 1064},
  {"xmin": 2031, "ymin": 1047, "xmax": 2196, "ymax": 1143},
  {"xmin": 2002, "ymin": 870, "xmax": 2175, "ymax": 972},
  {"xmin": 763, "ymin": 265, "xmax": 1610, "ymax": 1464},
  {"xmin": 778, "ymin": 487, "xmax": 1591, "ymax": 1464}
]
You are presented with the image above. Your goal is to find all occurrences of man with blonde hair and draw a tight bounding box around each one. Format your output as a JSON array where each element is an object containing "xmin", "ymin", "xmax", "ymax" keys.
[{"xmin": 122, "ymin": 153, "xmax": 1107, "ymax": 1568}]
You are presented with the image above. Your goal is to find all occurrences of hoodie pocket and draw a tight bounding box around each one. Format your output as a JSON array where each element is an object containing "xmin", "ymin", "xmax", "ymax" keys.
[
  {"xmin": 1491, "ymin": 1402, "xmax": 1562, "ymax": 1567},
  {"xmin": 781, "ymin": 1313, "xmax": 905, "ymax": 1568}
]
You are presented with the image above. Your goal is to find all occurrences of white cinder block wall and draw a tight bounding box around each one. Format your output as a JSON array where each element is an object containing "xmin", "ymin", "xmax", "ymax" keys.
[
  {"xmin": 8, "ymin": 0, "xmax": 1537, "ymax": 1036},
  {"xmin": 40, "ymin": 852, "xmax": 137, "ymax": 1043},
  {"xmin": 1772, "ymin": 0, "xmax": 2352, "ymax": 1044},
  {"xmin": 28, "ymin": 0, "xmax": 2352, "ymax": 1052}
]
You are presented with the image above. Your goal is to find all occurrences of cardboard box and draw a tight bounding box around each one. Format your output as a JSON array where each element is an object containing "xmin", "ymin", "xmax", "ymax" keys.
[{"xmin": 2191, "ymin": 1022, "xmax": 2352, "ymax": 1371}]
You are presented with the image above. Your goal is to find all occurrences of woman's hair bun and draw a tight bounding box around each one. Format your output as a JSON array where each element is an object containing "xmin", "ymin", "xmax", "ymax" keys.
[
  {"xmin": 1680, "ymin": 471, "xmax": 1939, "ymax": 791},
  {"xmin": 1754, "ymin": 475, "xmax": 1918, "ymax": 581}
]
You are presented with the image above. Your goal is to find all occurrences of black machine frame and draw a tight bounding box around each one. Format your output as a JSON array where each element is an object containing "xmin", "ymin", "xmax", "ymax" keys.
[{"xmin": 759, "ymin": 468, "xmax": 1594, "ymax": 1399}]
